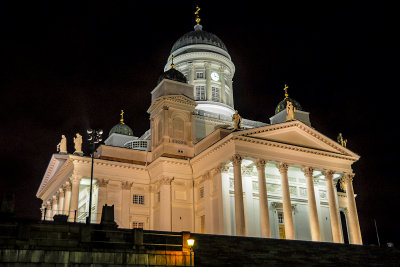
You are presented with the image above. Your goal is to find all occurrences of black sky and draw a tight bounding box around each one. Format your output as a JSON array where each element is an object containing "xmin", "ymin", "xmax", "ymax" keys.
[{"xmin": 1, "ymin": 1, "xmax": 398, "ymax": 246}]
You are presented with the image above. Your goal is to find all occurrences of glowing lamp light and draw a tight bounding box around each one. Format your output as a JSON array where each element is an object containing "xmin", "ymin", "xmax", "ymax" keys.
[{"xmin": 187, "ymin": 238, "xmax": 195, "ymax": 247}]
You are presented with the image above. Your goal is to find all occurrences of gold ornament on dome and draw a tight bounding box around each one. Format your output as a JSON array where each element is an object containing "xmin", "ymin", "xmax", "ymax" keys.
[
  {"xmin": 284, "ymin": 84, "xmax": 289, "ymax": 99},
  {"xmin": 120, "ymin": 109, "xmax": 125, "ymax": 124},
  {"xmin": 195, "ymin": 6, "xmax": 201, "ymax": 25}
]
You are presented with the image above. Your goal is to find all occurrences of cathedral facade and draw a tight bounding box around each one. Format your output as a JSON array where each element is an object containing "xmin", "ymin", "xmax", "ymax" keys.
[{"xmin": 36, "ymin": 15, "xmax": 362, "ymax": 245}]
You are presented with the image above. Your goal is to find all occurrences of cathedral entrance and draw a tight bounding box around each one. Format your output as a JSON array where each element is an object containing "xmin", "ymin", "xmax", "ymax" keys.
[{"xmin": 278, "ymin": 211, "xmax": 286, "ymax": 239}]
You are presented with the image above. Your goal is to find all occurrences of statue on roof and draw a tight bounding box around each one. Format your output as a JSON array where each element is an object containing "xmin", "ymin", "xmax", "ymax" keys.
[
  {"xmin": 232, "ymin": 110, "xmax": 242, "ymax": 131},
  {"xmin": 337, "ymin": 133, "xmax": 347, "ymax": 147},
  {"xmin": 286, "ymin": 101, "xmax": 296, "ymax": 121},
  {"xmin": 57, "ymin": 135, "xmax": 67, "ymax": 154},
  {"xmin": 73, "ymin": 133, "xmax": 83, "ymax": 155}
]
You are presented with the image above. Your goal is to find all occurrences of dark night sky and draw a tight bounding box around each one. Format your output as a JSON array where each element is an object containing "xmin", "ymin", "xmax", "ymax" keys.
[{"xmin": 1, "ymin": 1, "xmax": 398, "ymax": 246}]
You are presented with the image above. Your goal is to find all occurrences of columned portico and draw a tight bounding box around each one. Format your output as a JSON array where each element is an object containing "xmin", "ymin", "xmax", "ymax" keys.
[
  {"xmin": 256, "ymin": 159, "xmax": 271, "ymax": 238},
  {"xmin": 325, "ymin": 170, "xmax": 341, "ymax": 243},
  {"xmin": 343, "ymin": 173, "xmax": 362, "ymax": 245},
  {"xmin": 232, "ymin": 154, "xmax": 246, "ymax": 236},
  {"xmin": 302, "ymin": 167, "xmax": 321, "ymax": 241},
  {"xmin": 278, "ymin": 162, "xmax": 295, "ymax": 240},
  {"xmin": 69, "ymin": 175, "xmax": 81, "ymax": 222}
]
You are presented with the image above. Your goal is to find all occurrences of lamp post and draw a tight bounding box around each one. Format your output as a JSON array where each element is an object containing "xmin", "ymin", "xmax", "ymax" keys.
[
  {"xmin": 86, "ymin": 128, "xmax": 103, "ymax": 224},
  {"xmin": 187, "ymin": 238, "xmax": 195, "ymax": 267}
]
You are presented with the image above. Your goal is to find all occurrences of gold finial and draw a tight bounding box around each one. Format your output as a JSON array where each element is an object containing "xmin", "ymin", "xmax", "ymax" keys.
[
  {"xmin": 195, "ymin": 6, "xmax": 201, "ymax": 25},
  {"xmin": 120, "ymin": 109, "xmax": 125, "ymax": 124},
  {"xmin": 171, "ymin": 55, "xmax": 175, "ymax": 68},
  {"xmin": 284, "ymin": 84, "xmax": 289, "ymax": 99}
]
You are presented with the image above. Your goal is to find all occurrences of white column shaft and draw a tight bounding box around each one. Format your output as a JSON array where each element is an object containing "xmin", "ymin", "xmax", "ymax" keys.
[
  {"xmin": 64, "ymin": 185, "xmax": 71, "ymax": 216},
  {"xmin": 345, "ymin": 174, "xmax": 363, "ymax": 245},
  {"xmin": 325, "ymin": 171, "xmax": 341, "ymax": 243},
  {"xmin": 257, "ymin": 160, "xmax": 271, "ymax": 238},
  {"xmin": 204, "ymin": 174, "xmax": 214, "ymax": 234},
  {"xmin": 303, "ymin": 167, "xmax": 321, "ymax": 241},
  {"xmin": 69, "ymin": 177, "xmax": 81, "ymax": 222},
  {"xmin": 232, "ymin": 155, "xmax": 246, "ymax": 236},
  {"xmin": 159, "ymin": 181, "xmax": 171, "ymax": 231},
  {"xmin": 279, "ymin": 163, "xmax": 295, "ymax": 240},
  {"xmin": 58, "ymin": 190, "xmax": 65, "ymax": 215}
]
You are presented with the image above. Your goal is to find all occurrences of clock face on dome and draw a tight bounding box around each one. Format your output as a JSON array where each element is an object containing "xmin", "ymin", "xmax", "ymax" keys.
[{"xmin": 211, "ymin": 72, "xmax": 220, "ymax": 81}]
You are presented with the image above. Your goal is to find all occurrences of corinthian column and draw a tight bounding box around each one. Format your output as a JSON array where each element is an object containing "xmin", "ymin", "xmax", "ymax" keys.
[
  {"xmin": 302, "ymin": 167, "xmax": 321, "ymax": 241},
  {"xmin": 121, "ymin": 181, "xmax": 133, "ymax": 228},
  {"xmin": 69, "ymin": 175, "xmax": 81, "ymax": 222},
  {"xmin": 343, "ymin": 173, "xmax": 363, "ymax": 245},
  {"xmin": 256, "ymin": 159, "xmax": 271, "ymax": 238},
  {"xmin": 58, "ymin": 188, "xmax": 65, "ymax": 215},
  {"xmin": 159, "ymin": 177, "xmax": 173, "ymax": 231},
  {"xmin": 278, "ymin": 162, "xmax": 295, "ymax": 240},
  {"xmin": 63, "ymin": 182, "xmax": 71, "ymax": 216},
  {"xmin": 232, "ymin": 154, "xmax": 246, "ymax": 236},
  {"xmin": 45, "ymin": 200, "xmax": 52, "ymax": 220},
  {"xmin": 52, "ymin": 195, "xmax": 58, "ymax": 218},
  {"xmin": 325, "ymin": 170, "xmax": 341, "ymax": 243},
  {"xmin": 96, "ymin": 179, "xmax": 109, "ymax": 223}
]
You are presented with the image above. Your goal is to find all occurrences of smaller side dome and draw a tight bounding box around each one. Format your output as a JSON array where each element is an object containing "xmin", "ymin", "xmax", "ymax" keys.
[
  {"xmin": 109, "ymin": 110, "xmax": 134, "ymax": 136},
  {"xmin": 109, "ymin": 123, "xmax": 134, "ymax": 136},
  {"xmin": 275, "ymin": 97, "xmax": 303, "ymax": 114},
  {"xmin": 157, "ymin": 68, "xmax": 187, "ymax": 85}
]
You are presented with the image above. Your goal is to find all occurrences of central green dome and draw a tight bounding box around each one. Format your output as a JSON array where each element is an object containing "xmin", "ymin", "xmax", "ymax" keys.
[{"xmin": 109, "ymin": 123, "xmax": 134, "ymax": 136}]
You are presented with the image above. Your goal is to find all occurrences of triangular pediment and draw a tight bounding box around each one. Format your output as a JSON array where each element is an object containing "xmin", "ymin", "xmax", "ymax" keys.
[
  {"xmin": 36, "ymin": 154, "xmax": 69, "ymax": 197},
  {"xmin": 237, "ymin": 121, "xmax": 358, "ymax": 158}
]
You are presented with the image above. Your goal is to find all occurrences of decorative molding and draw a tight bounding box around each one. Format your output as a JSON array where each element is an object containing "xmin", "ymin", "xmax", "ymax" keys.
[
  {"xmin": 324, "ymin": 170, "xmax": 335, "ymax": 180},
  {"xmin": 231, "ymin": 154, "xmax": 242, "ymax": 166},
  {"xmin": 97, "ymin": 179, "xmax": 109, "ymax": 188},
  {"xmin": 255, "ymin": 159, "xmax": 266, "ymax": 169},
  {"xmin": 302, "ymin": 167, "xmax": 314, "ymax": 177},
  {"xmin": 278, "ymin": 162, "xmax": 288, "ymax": 174},
  {"xmin": 121, "ymin": 181, "xmax": 133, "ymax": 190}
]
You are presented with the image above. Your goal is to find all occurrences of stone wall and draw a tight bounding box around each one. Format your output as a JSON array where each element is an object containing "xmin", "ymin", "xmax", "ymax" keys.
[{"xmin": 1, "ymin": 218, "xmax": 399, "ymax": 266}]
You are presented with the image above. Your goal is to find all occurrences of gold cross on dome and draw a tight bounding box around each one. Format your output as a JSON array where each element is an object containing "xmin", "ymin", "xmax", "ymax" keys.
[
  {"xmin": 120, "ymin": 110, "xmax": 125, "ymax": 124},
  {"xmin": 171, "ymin": 55, "xmax": 175, "ymax": 68},
  {"xmin": 195, "ymin": 6, "xmax": 201, "ymax": 25},
  {"xmin": 284, "ymin": 84, "xmax": 289, "ymax": 98}
]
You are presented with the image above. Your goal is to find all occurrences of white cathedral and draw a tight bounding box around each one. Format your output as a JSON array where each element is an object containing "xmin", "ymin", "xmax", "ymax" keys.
[{"xmin": 36, "ymin": 11, "xmax": 363, "ymax": 245}]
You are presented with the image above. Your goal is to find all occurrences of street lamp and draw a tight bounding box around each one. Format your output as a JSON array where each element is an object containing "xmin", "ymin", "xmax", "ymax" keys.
[
  {"xmin": 187, "ymin": 238, "xmax": 195, "ymax": 267},
  {"xmin": 86, "ymin": 128, "xmax": 103, "ymax": 224}
]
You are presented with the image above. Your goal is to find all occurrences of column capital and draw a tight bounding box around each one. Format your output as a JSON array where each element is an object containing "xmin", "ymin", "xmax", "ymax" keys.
[
  {"xmin": 278, "ymin": 162, "xmax": 288, "ymax": 174},
  {"xmin": 211, "ymin": 166, "xmax": 222, "ymax": 175},
  {"xmin": 58, "ymin": 187, "xmax": 64, "ymax": 194},
  {"xmin": 70, "ymin": 175, "xmax": 82, "ymax": 184},
  {"xmin": 231, "ymin": 154, "xmax": 242, "ymax": 166},
  {"xmin": 52, "ymin": 195, "xmax": 58, "ymax": 202},
  {"xmin": 159, "ymin": 176, "xmax": 174, "ymax": 185},
  {"xmin": 302, "ymin": 167, "xmax": 314, "ymax": 177},
  {"xmin": 343, "ymin": 173, "xmax": 355, "ymax": 183},
  {"xmin": 255, "ymin": 159, "xmax": 267, "ymax": 169},
  {"xmin": 121, "ymin": 181, "xmax": 133, "ymax": 190},
  {"xmin": 324, "ymin": 170, "xmax": 335, "ymax": 180},
  {"xmin": 46, "ymin": 199, "xmax": 52, "ymax": 207},
  {"xmin": 221, "ymin": 164, "xmax": 230, "ymax": 172},
  {"xmin": 63, "ymin": 182, "xmax": 72, "ymax": 191},
  {"xmin": 97, "ymin": 179, "xmax": 109, "ymax": 188}
]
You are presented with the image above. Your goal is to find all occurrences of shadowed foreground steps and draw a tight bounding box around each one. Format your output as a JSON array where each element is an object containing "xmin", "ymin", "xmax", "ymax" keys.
[{"xmin": 0, "ymin": 218, "xmax": 399, "ymax": 266}]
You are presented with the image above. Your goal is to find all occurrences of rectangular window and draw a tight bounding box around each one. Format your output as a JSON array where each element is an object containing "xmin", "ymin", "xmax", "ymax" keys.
[
  {"xmin": 196, "ymin": 72, "xmax": 204, "ymax": 79},
  {"xmin": 212, "ymin": 87, "xmax": 220, "ymax": 102},
  {"xmin": 195, "ymin": 86, "xmax": 206, "ymax": 100},
  {"xmin": 133, "ymin": 194, "xmax": 145, "ymax": 205},
  {"xmin": 132, "ymin": 221, "xmax": 144, "ymax": 229}
]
